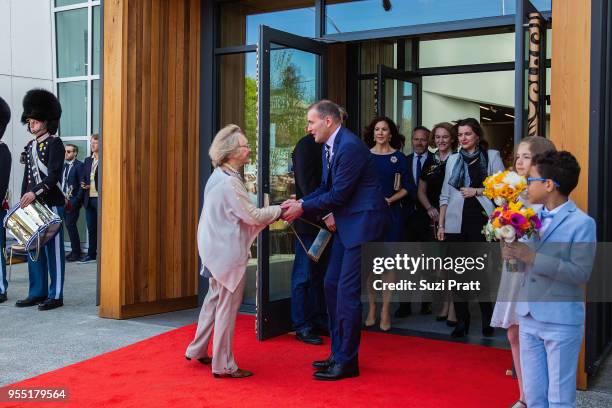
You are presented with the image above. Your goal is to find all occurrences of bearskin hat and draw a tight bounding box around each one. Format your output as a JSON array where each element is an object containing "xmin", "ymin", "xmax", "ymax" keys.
[
  {"xmin": 21, "ymin": 89, "xmax": 62, "ymax": 135},
  {"xmin": 0, "ymin": 96, "xmax": 10, "ymax": 140}
]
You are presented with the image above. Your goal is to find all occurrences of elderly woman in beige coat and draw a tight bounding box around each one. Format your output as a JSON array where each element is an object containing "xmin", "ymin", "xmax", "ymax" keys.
[{"xmin": 185, "ymin": 124, "xmax": 282, "ymax": 378}]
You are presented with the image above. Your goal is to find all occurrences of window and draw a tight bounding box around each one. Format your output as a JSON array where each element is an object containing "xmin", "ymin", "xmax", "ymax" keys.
[
  {"xmin": 219, "ymin": 0, "xmax": 315, "ymax": 47},
  {"xmin": 53, "ymin": 1, "xmax": 101, "ymax": 249},
  {"xmin": 325, "ymin": 0, "xmax": 552, "ymax": 35},
  {"xmin": 56, "ymin": 8, "xmax": 88, "ymax": 78}
]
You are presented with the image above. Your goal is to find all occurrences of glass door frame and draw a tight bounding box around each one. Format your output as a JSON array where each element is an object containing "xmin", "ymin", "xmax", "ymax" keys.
[
  {"xmin": 376, "ymin": 64, "xmax": 422, "ymax": 133},
  {"xmin": 257, "ymin": 25, "xmax": 327, "ymax": 340}
]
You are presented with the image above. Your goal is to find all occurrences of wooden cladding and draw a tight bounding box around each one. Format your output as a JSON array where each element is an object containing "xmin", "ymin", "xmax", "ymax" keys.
[
  {"xmin": 100, "ymin": 0, "xmax": 201, "ymax": 318},
  {"xmin": 550, "ymin": 0, "xmax": 592, "ymax": 390}
]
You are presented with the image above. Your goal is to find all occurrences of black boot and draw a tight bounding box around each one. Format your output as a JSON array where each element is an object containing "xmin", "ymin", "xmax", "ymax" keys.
[
  {"xmin": 394, "ymin": 302, "xmax": 412, "ymax": 318},
  {"xmin": 451, "ymin": 317, "xmax": 470, "ymax": 338}
]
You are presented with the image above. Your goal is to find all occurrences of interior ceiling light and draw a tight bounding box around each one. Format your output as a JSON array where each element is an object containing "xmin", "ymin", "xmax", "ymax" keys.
[
  {"xmin": 479, "ymin": 105, "xmax": 490, "ymax": 111},
  {"xmin": 482, "ymin": 117, "xmax": 492, "ymax": 121},
  {"xmin": 504, "ymin": 113, "xmax": 515, "ymax": 119},
  {"xmin": 383, "ymin": 0, "xmax": 392, "ymax": 11}
]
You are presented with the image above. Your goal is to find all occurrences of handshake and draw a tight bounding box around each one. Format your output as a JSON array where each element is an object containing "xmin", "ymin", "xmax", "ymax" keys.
[
  {"xmin": 279, "ymin": 198, "xmax": 337, "ymax": 232},
  {"xmin": 279, "ymin": 199, "xmax": 304, "ymax": 223}
]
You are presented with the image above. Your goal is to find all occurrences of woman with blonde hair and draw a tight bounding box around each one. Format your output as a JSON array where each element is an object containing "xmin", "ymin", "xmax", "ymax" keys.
[
  {"xmin": 185, "ymin": 124, "xmax": 282, "ymax": 378},
  {"xmin": 491, "ymin": 135, "xmax": 556, "ymax": 408},
  {"xmin": 417, "ymin": 122, "xmax": 458, "ymax": 325}
]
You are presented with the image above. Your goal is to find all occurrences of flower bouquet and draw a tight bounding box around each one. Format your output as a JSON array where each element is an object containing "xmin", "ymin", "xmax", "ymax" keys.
[
  {"xmin": 482, "ymin": 170, "xmax": 527, "ymax": 206},
  {"xmin": 482, "ymin": 201, "xmax": 542, "ymax": 271}
]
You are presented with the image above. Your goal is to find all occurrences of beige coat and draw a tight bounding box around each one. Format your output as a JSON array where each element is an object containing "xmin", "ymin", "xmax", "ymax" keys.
[{"xmin": 197, "ymin": 167, "xmax": 281, "ymax": 293}]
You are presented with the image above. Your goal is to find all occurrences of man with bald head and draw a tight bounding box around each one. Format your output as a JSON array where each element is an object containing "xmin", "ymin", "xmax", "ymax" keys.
[{"xmin": 282, "ymin": 100, "xmax": 390, "ymax": 380}]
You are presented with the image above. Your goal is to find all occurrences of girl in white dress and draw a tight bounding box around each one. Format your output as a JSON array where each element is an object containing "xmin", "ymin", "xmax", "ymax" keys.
[{"xmin": 490, "ymin": 136, "xmax": 556, "ymax": 408}]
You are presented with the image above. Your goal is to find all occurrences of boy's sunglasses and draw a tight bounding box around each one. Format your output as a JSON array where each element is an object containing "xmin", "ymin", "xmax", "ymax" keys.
[{"xmin": 526, "ymin": 177, "xmax": 560, "ymax": 187}]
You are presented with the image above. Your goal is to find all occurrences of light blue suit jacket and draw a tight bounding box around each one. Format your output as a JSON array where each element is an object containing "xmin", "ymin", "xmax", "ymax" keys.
[{"xmin": 516, "ymin": 200, "xmax": 596, "ymax": 325}]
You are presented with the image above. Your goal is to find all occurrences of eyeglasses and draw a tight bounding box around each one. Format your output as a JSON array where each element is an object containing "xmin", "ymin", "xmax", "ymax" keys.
[
  {"xmin": 526, "ymin": 177, "xmax": 560, "ymax": 187},
  {"xmin": 238, "ymin": 143, "xmax": 250, "ymax": 149}
]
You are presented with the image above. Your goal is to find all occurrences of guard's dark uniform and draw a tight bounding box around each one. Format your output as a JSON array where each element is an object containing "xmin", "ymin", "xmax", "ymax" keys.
[
  {"xmin": 0, "ymin": 96, "xmax": 11, "ymax": 301},
  {"xmin": 17, "ymin": 89, "xmax": 66, "ymax": 309}
]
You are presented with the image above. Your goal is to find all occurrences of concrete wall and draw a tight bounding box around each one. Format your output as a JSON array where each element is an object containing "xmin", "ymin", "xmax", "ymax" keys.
[{"xmin": 0, "ymin": 0, "xmax": 54, "ymax": 206}]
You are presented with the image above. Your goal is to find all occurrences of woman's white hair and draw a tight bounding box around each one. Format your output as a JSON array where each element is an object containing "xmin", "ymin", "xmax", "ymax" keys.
[{"xmin": 209, "ymin": 124, "xmax": 244, "ymax": 167}]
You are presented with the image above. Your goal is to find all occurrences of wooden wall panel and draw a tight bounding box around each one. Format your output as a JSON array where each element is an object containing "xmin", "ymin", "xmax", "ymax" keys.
[
  {"xmin": 550, "ymin": 0, "xmax": 591, "ymax": 391},
  {"xmin": 101, "ymin": 0, "xmax": 200, "ymax": 319}
]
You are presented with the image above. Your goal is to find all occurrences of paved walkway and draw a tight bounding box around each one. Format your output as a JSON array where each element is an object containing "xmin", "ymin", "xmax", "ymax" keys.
[{"xmin": 1, "ymin": 262, "xmax": 611, "ymax": 407}]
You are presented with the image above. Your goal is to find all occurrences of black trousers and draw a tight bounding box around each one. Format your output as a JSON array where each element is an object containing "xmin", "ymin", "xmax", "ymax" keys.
[
  {"xmin": 444, "ymin": 200, "xmax": 492, "ymax": 326},
  {"xmin": 64, "ymin": 204, "xmax": 82, "ymax": 256},
  {"xmin": 85, "ymin": 198, "xmax": 98, "ymax": 258}
]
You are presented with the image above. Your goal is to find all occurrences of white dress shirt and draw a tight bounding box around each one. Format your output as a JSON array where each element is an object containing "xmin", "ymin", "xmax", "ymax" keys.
[{"xmin": 539, "ymin": 200, "xmax": 571, "ymax": 236}]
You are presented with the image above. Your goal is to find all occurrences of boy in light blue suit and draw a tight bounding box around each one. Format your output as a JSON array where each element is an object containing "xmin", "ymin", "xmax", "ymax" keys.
[{"xmin": 504, "ymin": 151, "xmax": 596, "ymax": 408}]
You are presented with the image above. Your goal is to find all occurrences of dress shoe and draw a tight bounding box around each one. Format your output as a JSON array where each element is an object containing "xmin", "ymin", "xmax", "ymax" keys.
[
  {"xmin": 420, "ymin": 302, "xmax": 432, "ymax": 315},
  {"xmin": 296, "ymin": 329, "xmax": 323, "ymax": 345},
  {"xmin": 436, "ymin": 315, "xmax": 448, "ymax": 321},
  {"xmin": 213, "ymin": 368, "xmax": 253, "ymax": 378},
  {"xmin": 66, "ymin": 253, "xmax": 81, "ymax": 262},
  {"xmin": 0, "ymin": 293, "xmax": 7, "ymax": 303},
  {"xmin": 15, "ymin": 296, "xmax": 46, "ymax": 307},
  {"xmin": 38, "ymin": 298, "xmax": 63, "ymax": 311},
  {"xmin": 446, "ymin": 320, "xmax": 457, "ymax": 327},
  {"xmin": 379, "ymin": 314, "xmax": 392, "ymax": 331},
  {"xmin": 312, "ymin": 355, "xmax": 334, "ymax": 370},
  {"xmin": 185, "ymin": 355, "xmax": 212, "ymax": 364},
  {"xmin": 451, "ymin": 319, "xmax": 470, "ymax": 338},
  {"xmin": 314, "ymin": 361, "xmax": 359, "ymax": 381},
  {"xmin": 394, "ymin": 303, "xmax": 412, "ymax": 318},
  {"xmin": 77, "ymin": 255, "xmax": 97, "ymax": 264}
]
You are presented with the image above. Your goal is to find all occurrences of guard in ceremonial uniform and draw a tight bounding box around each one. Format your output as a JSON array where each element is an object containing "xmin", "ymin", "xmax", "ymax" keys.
[
  {"xmin": 15, "ymin": 89, "xmax": 66, "ymax": 311},
  {"xmin": 0, "ymin": 96, "xmax": 11, "ymax": 304}
]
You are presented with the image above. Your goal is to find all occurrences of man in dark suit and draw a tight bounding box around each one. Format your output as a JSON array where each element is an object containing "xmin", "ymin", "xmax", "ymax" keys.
[
  {"xmin": 290, "ymin": 133, "xmax": 328, "ymax": 346},
  {"xmin": 0, "ymin": 96, "xmax": 11, "ymax": 304},
  {"xmin": 282, "ymin": 100, "xmax": 390, "ymax": 381},
  {"xmin": 62, "ymin": 143, "xmax": 84, "ymax": 262},
  {"xmin": 395, "ymin": 126, "xmax": 433, "ymax": 318},
  {"xmin": 78, "ymin": 134, "xmax": 99, "ymax": 264}
]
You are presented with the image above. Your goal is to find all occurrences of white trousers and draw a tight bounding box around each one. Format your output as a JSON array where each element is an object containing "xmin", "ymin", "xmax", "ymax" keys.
[
  {"xmin": 519, "ymin": 314, "xmax": 584, "ymax": 408},
  {"xmin": 185, "ymin": 273, "xmax": 246, "ymax": 374}
]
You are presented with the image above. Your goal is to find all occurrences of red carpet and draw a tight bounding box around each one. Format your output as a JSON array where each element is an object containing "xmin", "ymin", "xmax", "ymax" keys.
[{"xmin": 2, "ymin": 315, "xmax": 518, "ymax": 407}]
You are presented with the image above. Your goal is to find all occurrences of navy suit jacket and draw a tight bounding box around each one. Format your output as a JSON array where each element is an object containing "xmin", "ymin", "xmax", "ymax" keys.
[
  {"xmin": 80, "ymin": 156, "xmax": 98, "ymax": 209},
  {"xmin": 63, "ymin": 159, "xmax": 83, "ymax": 206},
  {"xmin": 404, "ymin": 152, "xmax": 433, "ymax": 215},
  {"xmin": 302, "ymin": 126, "xmax": 390, "ymax": 248}
]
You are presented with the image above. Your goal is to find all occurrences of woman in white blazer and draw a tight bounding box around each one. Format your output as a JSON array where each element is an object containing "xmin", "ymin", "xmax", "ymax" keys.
[
  {"xmin": 185, "ymin": 124, "xmax": 282, "ymax": 378},
  {"xmin": 437, "ymin": 118, "xmax": 505, "ymax": 338}
]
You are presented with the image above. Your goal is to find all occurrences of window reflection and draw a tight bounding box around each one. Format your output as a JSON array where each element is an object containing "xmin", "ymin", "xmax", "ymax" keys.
[
  {"xmin": 325, "ymin": 0, "xmax": 551, "ymax": 35},
  {"xmin": 268, "ymin": 46, "xmax": 318, "ymax": 301},
  {"xmin": 219, "ymin": 1, "xmax": 315, "ymax": 47},
  {"xmin": 58, "ymin": 81, "xmax": 87, "ymax": 136},
  {"xmin": 56, "ymin": 8, "xmax": 88, "ymax": 78}
]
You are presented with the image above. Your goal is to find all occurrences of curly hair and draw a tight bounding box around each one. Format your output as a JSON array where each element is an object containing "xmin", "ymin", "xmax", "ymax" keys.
[
  {"xmin": 532, "ymin": 150, "xmax": 580, "ymax": 196},
  {"xmin": 362, "ymin": 116, "xmax": 405, "ymax": 150}
]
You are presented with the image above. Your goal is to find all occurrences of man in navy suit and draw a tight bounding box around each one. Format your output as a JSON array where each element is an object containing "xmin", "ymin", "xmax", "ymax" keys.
[
  {"xmin": 396, "ymin": 126, "xmax": 434, "ymax": 318},
  {"xmin": 62, "ymin": 143, "xmax": 84, "ymax": 262},
  {"xmin": 282, "ymin": 100, "xmax": 390, "ymax": 380}
]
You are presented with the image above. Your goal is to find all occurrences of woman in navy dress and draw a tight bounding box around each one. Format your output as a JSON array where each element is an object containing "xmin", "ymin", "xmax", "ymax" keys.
[{"xmin": 363, "ymin": 116, "xmax": 409, "ymax": 331}]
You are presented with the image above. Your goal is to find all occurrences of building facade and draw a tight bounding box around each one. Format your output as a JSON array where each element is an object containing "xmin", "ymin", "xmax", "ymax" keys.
[{"xmin": 73, "ymin": 0, "xmax": 612, "ymax": 389}]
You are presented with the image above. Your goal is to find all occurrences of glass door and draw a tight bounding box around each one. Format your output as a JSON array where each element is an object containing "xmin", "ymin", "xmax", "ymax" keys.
[
  {"xmin": 257, "ymin": 26, "xmax": 326, "ymax": 340},
  {"xmin": 377, "ymin": 65, "xmax": 421, "ymax": 153}
]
